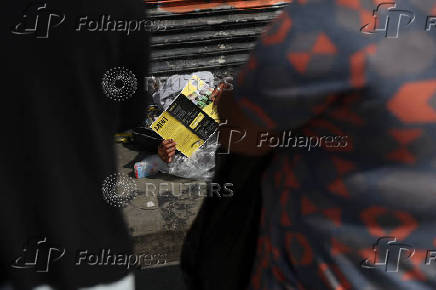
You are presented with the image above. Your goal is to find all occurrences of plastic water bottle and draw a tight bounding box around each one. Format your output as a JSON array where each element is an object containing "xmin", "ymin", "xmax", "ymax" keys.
[{"xmin": 134, "ymin": 155, "xmax": 167, "ymax": 178}]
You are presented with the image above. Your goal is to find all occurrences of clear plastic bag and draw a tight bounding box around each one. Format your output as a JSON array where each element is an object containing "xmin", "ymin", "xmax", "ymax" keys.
[
  {"xmin": 152, "ymin": 71, "xmax": 215, "ymax": 110},
  {"xmin": 161, "ymin": 133, "xmax": 219, "ymax": 181}
]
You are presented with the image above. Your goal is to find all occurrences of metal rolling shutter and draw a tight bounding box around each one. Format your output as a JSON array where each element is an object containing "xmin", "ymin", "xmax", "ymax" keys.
[{"xmin": 146, "ymin": 1, "xmax": 290, "ymax": 78}]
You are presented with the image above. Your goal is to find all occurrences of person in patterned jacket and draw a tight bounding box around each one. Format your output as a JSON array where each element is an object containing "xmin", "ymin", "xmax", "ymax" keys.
[{"xmin": 218, "ymin": 0, "xmax": 436, "ymax": 289}]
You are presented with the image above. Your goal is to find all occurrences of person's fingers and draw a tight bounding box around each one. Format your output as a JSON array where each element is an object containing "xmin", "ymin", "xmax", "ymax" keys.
[
  {"xmin": 165, "ymin": 144, "xmax": 176, "ymax": 152},
  {"xmin": 162, "ymin": 139, "xmax": 174, "ymax": 145},
  {"xmin": 163, "ymin": 142, "xmax": 176, "ymax": 150},
  {"xmin": 163, "ymin": 139, "xmax": 175, "ymax": 145},
  {"xmin": 163, "ymin": 143, "xmax": 175, "ymax": 149}
]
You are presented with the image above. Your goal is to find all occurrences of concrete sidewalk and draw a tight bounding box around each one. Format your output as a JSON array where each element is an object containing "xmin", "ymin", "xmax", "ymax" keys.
[{"xmin": 115, "ymin": 143, "xmax": 206, "ymax": 264}]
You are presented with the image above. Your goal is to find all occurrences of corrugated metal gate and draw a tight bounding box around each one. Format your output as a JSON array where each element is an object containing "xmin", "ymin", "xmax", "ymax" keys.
[{"xmin": 145, "ymin": 0, "xmax": 290, "ymax": 78}]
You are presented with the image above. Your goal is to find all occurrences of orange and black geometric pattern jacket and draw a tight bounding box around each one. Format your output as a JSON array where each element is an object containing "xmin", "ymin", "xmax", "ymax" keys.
[{"xmin": 234, "ymin": 0, "xmax": 436, "ymax": 288}]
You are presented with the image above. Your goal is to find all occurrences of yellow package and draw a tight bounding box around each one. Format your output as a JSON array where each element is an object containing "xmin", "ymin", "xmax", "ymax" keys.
[{"xmin": 151, "ymin": 111, "xmax": 205, "ymax": 157}]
